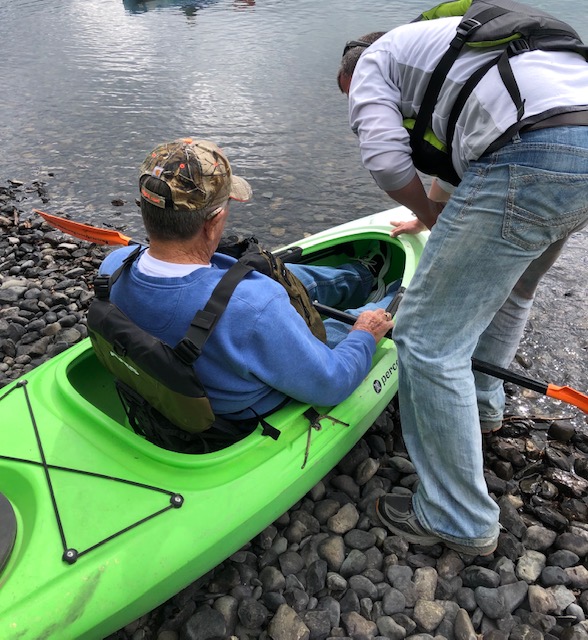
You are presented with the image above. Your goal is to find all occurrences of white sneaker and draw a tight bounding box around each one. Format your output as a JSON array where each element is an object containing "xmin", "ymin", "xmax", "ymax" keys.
[{"xmin": 359, "ymin": 244, "xmax": 391, "ymax": 303}]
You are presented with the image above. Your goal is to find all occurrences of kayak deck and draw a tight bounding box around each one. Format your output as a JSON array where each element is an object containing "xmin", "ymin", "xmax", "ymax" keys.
[{"xmin": 0, "ymin": 209, "xmax": 427, "ymax": 639}]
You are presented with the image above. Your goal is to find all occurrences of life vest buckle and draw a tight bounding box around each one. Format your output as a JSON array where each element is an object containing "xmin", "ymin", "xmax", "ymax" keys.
[
  {"xmin": 451, "ymin": 18, "xmax": 482, "ymax": 48},
  {"xmin": 174, "ymin": 338, "xmax": 201, "ymax": 365},
  {"xmin": 93, "ymin": 275, "xmax": 111, "ymax": 300},
  {"xmin": 508, "ymin": 38, "xmax": 531, "ymax": 55}
]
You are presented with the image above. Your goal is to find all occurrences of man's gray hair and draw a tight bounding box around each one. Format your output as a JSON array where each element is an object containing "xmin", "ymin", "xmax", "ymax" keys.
[
  {"xmin": 337, "ymin": 32, "xmax": 386, "ymax": 92},
  {"xmin": 140, "ymin": 175, "xmax": 224, "ymax": 241}
]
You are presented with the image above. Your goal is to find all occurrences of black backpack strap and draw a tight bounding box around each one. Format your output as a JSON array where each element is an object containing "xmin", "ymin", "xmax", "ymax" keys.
[
  {"xmin": 94, "ymin": 246, "xmax": 143, "ymax": 301},
  {"xmin": 412, "ymin": 6, "xmax": 511, "ymax": 155},
  {"xmin": 174, "ymin": 261, "xmax": 254, "ymax": 365},
  {"xmin": 445, "ymin": 39, "xmax": 533, "ymax": 158},
  {"xmin": 413, "ymin": 10, "xmax": 495, "ymax": 143},
  {"xmin": 444, "ymin": 52, "xmax": 507, "ymax": 159},
  {"xmin": 497, "ymin": 46, "xmax": 525, "ymax": 120}
]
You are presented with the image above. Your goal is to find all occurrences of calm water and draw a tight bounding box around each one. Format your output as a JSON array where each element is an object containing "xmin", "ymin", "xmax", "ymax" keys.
[{"xmin": 1, "ymin": 0, "xmax": 587, "ymax": 417}]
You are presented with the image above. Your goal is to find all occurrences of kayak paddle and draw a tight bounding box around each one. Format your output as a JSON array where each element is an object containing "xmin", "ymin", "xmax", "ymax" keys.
[
  {"xmin": 35, "ymin": 209, "xmax": 136, "ymax": 246},
  {"xmin": 36, "ymin": 210, "xmax": 588, "ymax": 414},
  {"xmin": 312, "ymin": 306, "xmax": 588, "ymax": 414},
  {"xmin": 472, "ymin": 358, "xmax": 588, "ymax": 414}
]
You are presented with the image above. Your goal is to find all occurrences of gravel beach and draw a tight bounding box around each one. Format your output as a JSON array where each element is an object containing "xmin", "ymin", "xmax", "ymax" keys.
[{"xmin": 2, "ymin": 179, "xmax": 588, "ymax": 640}]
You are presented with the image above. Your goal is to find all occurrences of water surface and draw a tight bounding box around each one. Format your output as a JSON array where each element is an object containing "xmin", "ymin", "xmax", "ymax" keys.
[{"xmin": 1, "ymin": 0, "xmax": 586, "ymax": 421}]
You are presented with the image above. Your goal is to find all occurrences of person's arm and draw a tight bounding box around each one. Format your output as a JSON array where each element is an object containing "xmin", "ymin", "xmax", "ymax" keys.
[
  {"xmin": 388, "ymin": 177, "xmax": 451, "ymax": 236},
  {"xmin": 348, "ymin": 48, "xmax": 450, "ymax": 234},
  {"xmin": 242, "ymin": 294, "xmax": 391, "ymax": 407},
  {"xmin": 386, "ymin": 174, "xmax": 444, "ymax": 230}
]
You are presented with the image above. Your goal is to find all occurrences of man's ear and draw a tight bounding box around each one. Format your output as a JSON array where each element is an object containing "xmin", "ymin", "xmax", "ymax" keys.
[
  {"xmin": 339, "ymin": 73, "xmax": 352, "ymax": 95},
  {"xmin": 203, "ymin": 206, "xmax": 228, "ymax": 239}
]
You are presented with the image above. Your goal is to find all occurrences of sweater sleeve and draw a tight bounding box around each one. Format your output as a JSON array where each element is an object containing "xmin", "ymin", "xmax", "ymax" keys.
[
  {"xmin": 349, "ymin": 49, "xmax": 417, "ymax": 192},
  {"xmin": 239, "ymin": 291, "xmax": 377, "ymax": 407}
]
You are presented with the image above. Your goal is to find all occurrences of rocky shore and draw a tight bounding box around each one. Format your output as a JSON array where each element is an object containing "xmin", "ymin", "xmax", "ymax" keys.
[{"xmin": 2, "ymin": 180, "xmax": 588, "ymax": 640}]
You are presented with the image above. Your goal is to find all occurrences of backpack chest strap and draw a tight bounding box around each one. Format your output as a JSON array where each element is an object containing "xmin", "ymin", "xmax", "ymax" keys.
[{"xmin": 174, "ymin": 261, "xmax": 254, "ymax": 365}]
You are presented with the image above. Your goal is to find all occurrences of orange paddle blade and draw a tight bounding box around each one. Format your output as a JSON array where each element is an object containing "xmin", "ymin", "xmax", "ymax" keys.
[
  {"xmin": 546, "ymin": 384, "xmax": 588, "ymax": 414},
  {"xmin": 35, "ymin": 210, "xmax": 134, "ymax": 246}
]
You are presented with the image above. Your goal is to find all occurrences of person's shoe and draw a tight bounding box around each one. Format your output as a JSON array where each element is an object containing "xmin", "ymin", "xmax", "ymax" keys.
[
  {"xmin": 480, "ymin": 419, "xmax": 503, "ymax": 434},
  {"xmin": 376, "ymin": 493, "xmax": 498, "ymax": 556},
  {"xmin": 359, "ymin": 243, "xmax": 391, "ymax": 303}
]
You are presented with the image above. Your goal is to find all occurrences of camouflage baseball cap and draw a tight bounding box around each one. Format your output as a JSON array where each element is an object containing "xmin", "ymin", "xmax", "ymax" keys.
[{"xmin": 139, "ymin": 138, "xmax": 252, "ymax": 214}]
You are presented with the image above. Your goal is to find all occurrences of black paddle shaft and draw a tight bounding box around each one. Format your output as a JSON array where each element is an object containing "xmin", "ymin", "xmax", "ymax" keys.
[
  {"xmin": 312, "ymin": 303, "xmax": 550, "ymax": 394},
  {"xmin": 471, "ymin": 358, "xmax": 548, "ymax": 394},
  {"xmin": 313, "ymin": 286, "xmax": 406, "ymax": 327}
]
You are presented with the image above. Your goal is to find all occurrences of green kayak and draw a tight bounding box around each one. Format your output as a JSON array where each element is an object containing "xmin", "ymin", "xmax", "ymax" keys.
[{"xmin": 0, "ymin": 208, "xmax": 427, "ymax": 640}]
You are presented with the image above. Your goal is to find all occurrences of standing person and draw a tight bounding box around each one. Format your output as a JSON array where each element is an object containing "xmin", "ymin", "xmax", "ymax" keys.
[
  {"xmin": 337, "ymin": 12, "xmax": 588, "ymax": 555},
  {"xmin": 99, "ymin": 137, "xmax": 396, "ymax": 426}
]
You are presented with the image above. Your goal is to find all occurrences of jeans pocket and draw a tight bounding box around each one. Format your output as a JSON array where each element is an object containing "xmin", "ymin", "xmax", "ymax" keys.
[{"xmin": 502, "ymin": 165, "xmax": 588, "ymax": 251}]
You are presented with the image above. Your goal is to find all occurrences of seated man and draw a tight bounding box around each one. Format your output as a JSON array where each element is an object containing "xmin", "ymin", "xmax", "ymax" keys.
[{"xmin": 99, "ymin": 137, "xmax": 396, "ymax": 424}]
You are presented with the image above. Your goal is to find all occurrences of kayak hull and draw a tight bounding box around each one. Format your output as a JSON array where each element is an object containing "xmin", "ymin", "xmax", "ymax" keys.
[{"xmin": 0, "ymin": 207, "xmax": 427, "ymax": 639}]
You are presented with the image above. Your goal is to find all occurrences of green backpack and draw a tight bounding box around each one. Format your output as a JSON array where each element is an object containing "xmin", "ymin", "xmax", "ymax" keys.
[
  {"xmin": 217, "ymin": 235, "xmax": 328, "ymax": 343},
  {"xmin": 350, "ymin": 0, "xmax": 588, "ymax": 185}
]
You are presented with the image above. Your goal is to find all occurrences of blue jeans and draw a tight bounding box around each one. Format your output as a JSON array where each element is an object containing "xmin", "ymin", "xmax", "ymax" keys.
[
  {"xmin": 393, "ymin": 127, "xmax": 588, "ymax": 546},
  {"xmin": 288, "ymin": 262, "xmax": 401, "ymax": 347}
]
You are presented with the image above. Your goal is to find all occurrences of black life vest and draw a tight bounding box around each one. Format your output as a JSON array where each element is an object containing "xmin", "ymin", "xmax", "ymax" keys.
[
  {"xmin": 88, "ymin": 247, "xmax": 281, "ymax": 453},
  {"xmin": 411, "ymin": 0, "xmax": 588, "ymax": 185},
  {"xmin": 343, "ymin": 0, "xmax": 588, "ymax": 185}
]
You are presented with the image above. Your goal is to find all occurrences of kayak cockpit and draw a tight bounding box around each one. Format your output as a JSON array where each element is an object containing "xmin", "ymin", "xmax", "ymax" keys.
[
  {"xmin": 63, "ymin": 229, "xmax": 413, "ymax": 455},
  {"xmin": 0, "ymin": 493, "xmax": 16, "ymax": 576}
]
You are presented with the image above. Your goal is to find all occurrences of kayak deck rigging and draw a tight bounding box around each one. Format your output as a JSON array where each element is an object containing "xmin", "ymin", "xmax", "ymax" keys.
[{"xmin": 0, "ymin": 381, "xmax": 184, "ymax": 565}]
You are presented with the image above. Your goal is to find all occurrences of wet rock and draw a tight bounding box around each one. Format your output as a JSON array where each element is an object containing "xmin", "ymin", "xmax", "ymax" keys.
[
  {"xmin": 548, "ymin": 421, "xmax": 576, "ymax": 443},
  {"xmin": 412, "ymin": 600, "xmax": 445, "ymax": 633},
  {"xmin": 545, "ymin": 468, "xmax": 588, "ymax": 498},
  {"xmin": 530, "ymin": 504, "xmax": 569, "ymax": 531},
  {"xmin": 180, "ymin": 606, "xmax": 227, "ymax": 640},
  {"xmin": 267, "ymin": 604, "xmax": 309, "ymax": 640}
]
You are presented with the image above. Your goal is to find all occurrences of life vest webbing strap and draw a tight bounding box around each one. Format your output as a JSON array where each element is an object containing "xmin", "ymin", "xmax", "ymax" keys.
[
  {"xmin": 174, "ymin": 261, "xmax": 254, "ymax": 365},
  {"xmin": 413, "ymin": 6, "xmax": 506, "ymax": 142},
  {"xmin": 445, "ymin": 53, "xmax": 504, "ymax": 158}
]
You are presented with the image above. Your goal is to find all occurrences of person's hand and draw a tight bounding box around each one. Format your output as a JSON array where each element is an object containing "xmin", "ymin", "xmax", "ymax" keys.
[
  {"xmin": 390, "ymin": 218, "xmax": 427, "ymax": 237},
  {"xmin": 351, "ymin": 308, "xmax": 395, "ymax": 342}
]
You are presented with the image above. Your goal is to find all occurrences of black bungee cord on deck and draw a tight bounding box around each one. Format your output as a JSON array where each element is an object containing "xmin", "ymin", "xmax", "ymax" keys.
[{"xmin": 0, "ymin": 381, "xmax": 184, "ymax": 564}]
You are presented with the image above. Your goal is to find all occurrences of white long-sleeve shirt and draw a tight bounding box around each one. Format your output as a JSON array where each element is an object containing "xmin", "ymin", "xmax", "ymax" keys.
[{"xmin": 349, "ymin": 17, "xmax": 588, "ymax": 191}]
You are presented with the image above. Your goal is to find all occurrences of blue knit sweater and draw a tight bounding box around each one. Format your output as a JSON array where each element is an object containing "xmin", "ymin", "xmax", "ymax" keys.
[{"xmin": 99, "ymin": 246, "xmax": 376, "ymax": 418}]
